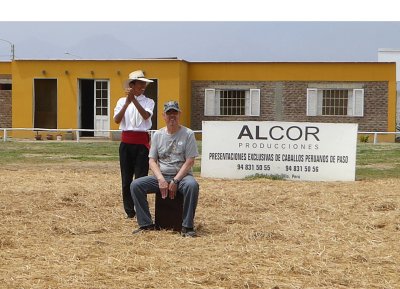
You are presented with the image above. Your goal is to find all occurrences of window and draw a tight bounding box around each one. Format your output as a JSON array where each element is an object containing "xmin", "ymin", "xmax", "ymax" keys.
[
  {"xmin": 322, "ymin": 89, "xmax": 348, "ymax": 115},
  {"xmin": 307, "ymin": 88, "xmax": 364, "ymax": 117},
  {"xmin": 0, "ymin": 83, "xmax": 12, "ymax": 90},
  {"xmin": 95, "ymin": 81, "xmax": 108, "ymax": 116},
  {"xmin": 205, "ymin": 88, "xmax": 260, "ymax": 116}
]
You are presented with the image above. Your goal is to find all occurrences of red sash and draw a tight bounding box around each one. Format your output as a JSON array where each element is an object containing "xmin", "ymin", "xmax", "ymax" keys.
[{"xmin": 121, "ymin": 131, "xmax": 150, "ymax": 150}]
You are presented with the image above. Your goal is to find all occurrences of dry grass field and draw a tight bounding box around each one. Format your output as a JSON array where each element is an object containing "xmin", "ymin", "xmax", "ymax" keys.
[{"xmin": 0, "ymin": 142, "xmax": 399, "ymax": 289}]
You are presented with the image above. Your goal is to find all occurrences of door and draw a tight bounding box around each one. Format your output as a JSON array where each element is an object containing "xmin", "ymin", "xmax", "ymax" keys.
[
  {"xmin": 94, "ymin": 80, "xmax": 109, "ymax": 137},
  {"xmin": 34, "ymin": 79, "xmax": 57, "ymax": 129}
]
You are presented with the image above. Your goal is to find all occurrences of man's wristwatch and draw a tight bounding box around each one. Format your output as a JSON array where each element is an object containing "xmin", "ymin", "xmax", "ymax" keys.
[{"xmin": 172, "ymin": 178, "xmax": 180, "ymax": 185}]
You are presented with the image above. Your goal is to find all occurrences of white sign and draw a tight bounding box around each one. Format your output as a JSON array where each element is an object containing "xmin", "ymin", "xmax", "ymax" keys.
[{"xmin": 201, "ymin": 121, "xmax": 358, "ymax": 181}]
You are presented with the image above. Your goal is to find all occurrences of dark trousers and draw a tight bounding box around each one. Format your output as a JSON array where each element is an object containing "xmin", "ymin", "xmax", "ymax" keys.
[{"xmin": 119, "ymin": 142, "xmax": 149, "ymax": 217}]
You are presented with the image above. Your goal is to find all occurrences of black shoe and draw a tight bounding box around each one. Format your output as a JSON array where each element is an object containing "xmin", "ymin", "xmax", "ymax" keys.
[
  {"xmin": 125, "ymin": 212, "xmax": 136, "ymax": 219},
  {"xmin": 181, "ymin": 227, "xmax": 196, "ymax": 237},
  {"xmin": 132, "ymin": 224, "xmax": 156, "ymax": 234}
]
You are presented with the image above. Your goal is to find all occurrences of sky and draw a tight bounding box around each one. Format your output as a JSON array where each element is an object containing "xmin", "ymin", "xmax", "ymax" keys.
[{"xmin": 1, "ymin": 1, "xmax": 400, "ymax": 62}]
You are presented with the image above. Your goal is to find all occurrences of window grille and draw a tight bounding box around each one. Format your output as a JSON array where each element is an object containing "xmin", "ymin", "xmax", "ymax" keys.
[
  {"xmin": 219, "ymin": 89, "xmax": 246, "ymax": 116},
  {"xmin": 322, "ymin": 89, "xmax": 348, "ymax": 116}
]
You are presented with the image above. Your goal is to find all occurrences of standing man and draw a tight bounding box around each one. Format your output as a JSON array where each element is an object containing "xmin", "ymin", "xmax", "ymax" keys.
[
  {"xmin": 131, "ymin": 101, "xmax": 199, "ymax": 237},
  {"xmin": 113, "ymin": 70, "xmax": 155, "ymax": 219}
]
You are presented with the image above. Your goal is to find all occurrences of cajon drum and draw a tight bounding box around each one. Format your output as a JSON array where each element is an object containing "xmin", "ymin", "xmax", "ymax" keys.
[{"xmin": 155, "ymin": 192, "xmax": 183, "ymax": 232}]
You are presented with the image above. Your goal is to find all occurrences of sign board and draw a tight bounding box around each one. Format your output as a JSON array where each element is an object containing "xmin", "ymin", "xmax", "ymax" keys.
[{"xmin": 201, "ymin": 121, "xmax": 358, "ymax": 181}]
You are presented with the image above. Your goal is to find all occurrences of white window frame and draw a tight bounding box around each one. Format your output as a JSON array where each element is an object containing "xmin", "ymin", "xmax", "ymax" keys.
[
  {"xmin": 204, "ymin": 88, "xmax": 260, "ymax": 116},
  {"xmin": 307, "ymin": 88, "xmax": 364, "ymax": 117}
]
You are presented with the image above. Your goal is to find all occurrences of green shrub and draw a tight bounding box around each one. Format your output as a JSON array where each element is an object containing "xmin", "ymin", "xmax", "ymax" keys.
[{"xmin": 245, "ymin": 173, "xmax": 286, "ymax": 180}]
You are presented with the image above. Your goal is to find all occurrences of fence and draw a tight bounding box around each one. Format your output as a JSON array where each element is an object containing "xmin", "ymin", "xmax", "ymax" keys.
[
  {"xmin": 358, "ymin": 131, "xmax": 400, "ymax": 144},
  {"xmin": 1, "ymin": 128, "xmax": 204, "ymax": 142}
]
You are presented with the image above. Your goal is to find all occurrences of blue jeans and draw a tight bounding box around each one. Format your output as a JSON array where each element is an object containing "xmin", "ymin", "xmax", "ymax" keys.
[{"xmin": 130, "ymin": 175, "xmax": 199, "ymax": 228}]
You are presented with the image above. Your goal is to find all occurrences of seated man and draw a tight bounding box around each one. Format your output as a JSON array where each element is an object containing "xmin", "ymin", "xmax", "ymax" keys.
[{"xmin": 130, "ymin": 100, "xmax": 199, "ymax": 237}]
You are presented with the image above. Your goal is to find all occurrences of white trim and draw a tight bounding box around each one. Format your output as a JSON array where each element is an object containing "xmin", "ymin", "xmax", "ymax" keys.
[
  {"xmin": 306, "ymin": 88, "xmax": 318, "ymax": 116},
  {"xmin": 249, "ymin": 89, "xmax": 260, "ymax": 116},
  {"xmin": 204, "ymin": 89, "xmax": 216, "ymax": 116},
  {"xmin": 353, "ymin": 88, "xmax": 364, "ymax": 117}
]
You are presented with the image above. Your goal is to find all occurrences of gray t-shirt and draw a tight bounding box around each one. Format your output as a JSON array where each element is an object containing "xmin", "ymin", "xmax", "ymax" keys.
[{"xmin": 149, "ymin": 126, "xmax": 198, "ymax": 176}]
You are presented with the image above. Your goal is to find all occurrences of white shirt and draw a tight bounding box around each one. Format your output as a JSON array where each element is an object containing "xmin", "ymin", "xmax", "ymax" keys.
[{"xmin": 113, "ymin": 94, "xmax": 155, "ymax": 131}]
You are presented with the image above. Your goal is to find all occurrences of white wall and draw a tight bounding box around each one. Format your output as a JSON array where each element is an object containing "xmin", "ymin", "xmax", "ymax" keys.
[
  {"xmin": 378, "ymin": 49, "xmax": 400, "ymax": 129},
  {"xmin": 378, "ymin": 49, "xmax": 400, "ymax": 81}
]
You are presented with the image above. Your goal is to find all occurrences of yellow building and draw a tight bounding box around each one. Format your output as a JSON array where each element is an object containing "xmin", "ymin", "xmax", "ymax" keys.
[{"xmin": 0, "ymin": 59, "xmax": 397, "ymax": 142}]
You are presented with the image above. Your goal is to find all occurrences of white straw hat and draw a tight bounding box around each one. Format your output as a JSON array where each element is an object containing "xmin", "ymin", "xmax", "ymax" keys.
[{"xmin": 124, "ymin": 70, "xmax": 153, "ymax": 87}]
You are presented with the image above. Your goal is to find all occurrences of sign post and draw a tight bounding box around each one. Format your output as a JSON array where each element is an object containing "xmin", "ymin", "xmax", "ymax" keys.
[{"xmin": 201, "ymin": 121, "xmax": 358, "ymax": 181}]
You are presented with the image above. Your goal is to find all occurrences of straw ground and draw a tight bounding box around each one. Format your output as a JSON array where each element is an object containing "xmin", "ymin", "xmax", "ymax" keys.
[{"xmin": 0, "ymin": 142, "xmax": 399, "ymax": 288}]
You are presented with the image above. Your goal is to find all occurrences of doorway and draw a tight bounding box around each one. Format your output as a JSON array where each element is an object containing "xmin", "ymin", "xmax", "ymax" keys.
[
  {"xmin": 34, "ymin": 79, "xmax": 57, "ymax": 129},
  {"xmin": 79, "ymin": 79, "xmax": 110, "ymax": 137},
  {"xmin": 79, "ymin": 79, "xmax": 94, "ymax": 136}
]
